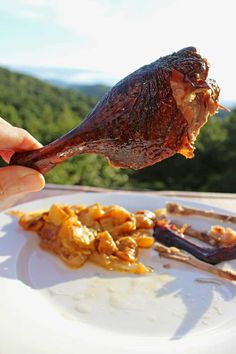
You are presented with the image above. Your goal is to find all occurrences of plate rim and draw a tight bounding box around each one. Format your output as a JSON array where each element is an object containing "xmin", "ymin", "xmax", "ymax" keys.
[{"xmin": 2, "ymin": 190, "xmax": 235, "ymax": 216}]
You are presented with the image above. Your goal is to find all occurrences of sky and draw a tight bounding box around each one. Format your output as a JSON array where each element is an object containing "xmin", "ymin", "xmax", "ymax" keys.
[{"xmin": 0, "ymin": 0, "xmax": 235, "ymax": 100}]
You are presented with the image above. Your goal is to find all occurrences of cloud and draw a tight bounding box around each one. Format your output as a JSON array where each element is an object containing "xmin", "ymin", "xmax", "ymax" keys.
[
  {"xmin": 19, "ymin": 9, "xmax": 46, "ymax": 20},
  {"xmin": 1, "ymin": 0, "xmax": 236, "ymax": 99},
  {"xmin": 10, "ymin": 64, "xmax": 118, "ymax": 84}
]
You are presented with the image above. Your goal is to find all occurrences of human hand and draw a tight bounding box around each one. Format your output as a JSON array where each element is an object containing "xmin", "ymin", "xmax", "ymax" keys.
[{"xmin": 0, "ymin": 118, "xmax": 45, "ymax": 203}]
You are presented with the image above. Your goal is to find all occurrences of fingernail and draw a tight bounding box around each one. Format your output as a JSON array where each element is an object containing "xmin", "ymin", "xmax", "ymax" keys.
[{"xmin": 19, "ymin": 174, "xmax": 45, "ymax": 192}]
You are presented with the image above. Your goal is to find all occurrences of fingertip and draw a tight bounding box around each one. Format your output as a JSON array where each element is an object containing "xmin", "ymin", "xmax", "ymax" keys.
[
  {"xmin": 20, "ymin": 172, "xmax": 45, "ymax": 192},
  {"xmin": 0, "ymin": 166, "xmax": 45, "ymax": 200},
  {"xmin": 17, "ymin": 128, "xmax": 43, "ymax": 150},
  {"xmin": 38, "ymin": 173, "xmax": 46, "ymax": 190}
]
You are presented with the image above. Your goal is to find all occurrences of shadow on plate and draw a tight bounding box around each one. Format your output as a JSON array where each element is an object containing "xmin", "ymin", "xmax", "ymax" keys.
[{"xmin": 1, "ymin": 213, "xmax": 236, "ymax": 339}]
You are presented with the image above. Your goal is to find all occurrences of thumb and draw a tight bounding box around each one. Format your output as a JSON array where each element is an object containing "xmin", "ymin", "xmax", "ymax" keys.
[{"xmin": 0, "ymin": 166, "xmax": 45, "ymax": 201}]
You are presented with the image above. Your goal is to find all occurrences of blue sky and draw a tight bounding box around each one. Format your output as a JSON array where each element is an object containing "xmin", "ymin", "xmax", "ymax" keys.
[{"xmin": 0, "ymin": 0, "xmax": 235, "ymax": 100}]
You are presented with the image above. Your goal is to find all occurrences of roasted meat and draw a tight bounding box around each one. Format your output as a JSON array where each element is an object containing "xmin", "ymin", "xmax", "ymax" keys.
[
  {"xmin": 153, "ymin": 221, "xmax": 236, "ymax": 265},
  {"xmin": 10, "ymin": 47, "xmax": 223, "ymax": 173}
]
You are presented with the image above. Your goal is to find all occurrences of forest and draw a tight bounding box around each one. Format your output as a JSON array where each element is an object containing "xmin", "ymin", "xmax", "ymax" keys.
[{"xmin": 0, "ymin": 67, "xmax": 235, "ymax": 192}]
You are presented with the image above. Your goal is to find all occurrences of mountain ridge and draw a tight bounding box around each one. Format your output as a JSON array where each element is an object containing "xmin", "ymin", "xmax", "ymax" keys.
[
  {"xmin": 0, "ymin": 65, "xmax": 236, "ymax": 192},
  {"xmin": 7, "ymin": 64, "xmax": 235, "ymax": 105}
]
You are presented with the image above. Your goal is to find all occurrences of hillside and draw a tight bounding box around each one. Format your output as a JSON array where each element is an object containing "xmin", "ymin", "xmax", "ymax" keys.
[
  {"xmin": 0, "ymin": 67, "xmax": 129, "ymax": 187},
  {"xmin": 47, "ymin": 80, "xmax": 110, "ymax": 99},
  {"xmin": 70, "ymin": 84, "xmax": 110, "ymax": 99},
  {"xmin": 0, "ymin": 67, "xmax": 97, "ymax": 143},
  {"xmin": 0, "ymin": 66, "xmax": 236, "ymax": 192}
]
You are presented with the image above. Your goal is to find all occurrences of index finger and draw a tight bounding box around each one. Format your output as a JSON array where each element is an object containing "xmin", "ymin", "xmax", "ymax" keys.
[{"xmin": 0, "ymin": 122, "xmax": 42, "ymax": 151}]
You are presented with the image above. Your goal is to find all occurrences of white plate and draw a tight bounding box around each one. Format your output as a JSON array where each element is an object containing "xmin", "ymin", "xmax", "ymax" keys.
[{"xmin": 0, "ymin": 192, "xmax": 236, "ymax": 354}]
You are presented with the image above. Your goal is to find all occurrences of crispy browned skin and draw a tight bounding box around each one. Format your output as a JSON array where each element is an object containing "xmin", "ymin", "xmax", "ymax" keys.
[{"xmin": 10, "ymin": 47, "xmax": 220, "ymax": 174}]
